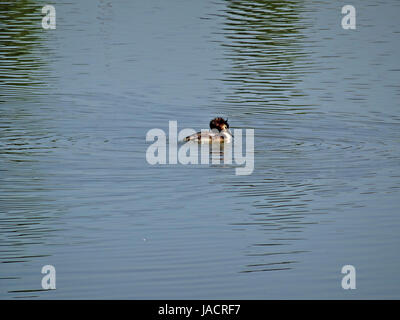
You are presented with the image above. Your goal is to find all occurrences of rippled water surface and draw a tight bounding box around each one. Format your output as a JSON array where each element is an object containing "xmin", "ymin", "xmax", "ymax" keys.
[{"xmin": 1, "ymin": 0, "xmax": 400, "ymax": 299}]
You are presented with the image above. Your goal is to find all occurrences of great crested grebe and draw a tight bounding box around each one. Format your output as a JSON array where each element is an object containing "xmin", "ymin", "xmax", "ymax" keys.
[{"xmin": 184, "ymin": 117, "xmax": 233, "ymax": 143}]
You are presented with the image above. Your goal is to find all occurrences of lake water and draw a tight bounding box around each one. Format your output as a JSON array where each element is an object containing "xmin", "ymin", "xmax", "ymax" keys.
[{"xmin": 1, "ymin": 0, "xmax": 400, "ymax": 299}]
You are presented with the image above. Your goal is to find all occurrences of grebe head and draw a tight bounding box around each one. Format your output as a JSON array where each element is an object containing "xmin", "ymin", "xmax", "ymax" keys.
[{"xmin": 209, "ymin": 117, "xmax": 230, "ymax": 132}]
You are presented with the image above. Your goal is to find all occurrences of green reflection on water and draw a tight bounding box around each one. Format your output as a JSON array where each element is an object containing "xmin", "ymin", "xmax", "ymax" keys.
[
  {"xmin": 219, "ymin": 0, "xmax": 311, "ymax": 113},
  {"xmin": 0, "ymin": 0, "xmax": 50, "ymax": 102}
]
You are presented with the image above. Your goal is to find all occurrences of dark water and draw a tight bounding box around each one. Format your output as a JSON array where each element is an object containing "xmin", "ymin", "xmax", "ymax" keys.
[{"xmin": 1, "ymin": 0, "xmax": 400, "ymax": 299}]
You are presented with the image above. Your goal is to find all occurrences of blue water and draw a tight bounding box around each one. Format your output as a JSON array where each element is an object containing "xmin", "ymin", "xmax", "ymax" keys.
[{"xmin": 1, "ymin": 0, "xmax": 400, "ymax": 299}]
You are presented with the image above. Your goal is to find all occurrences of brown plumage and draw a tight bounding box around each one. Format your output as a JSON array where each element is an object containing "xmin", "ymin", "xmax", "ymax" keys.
[{"xmin": 209, "ymin": 117, "xmax": 229, "ymax": 131}]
